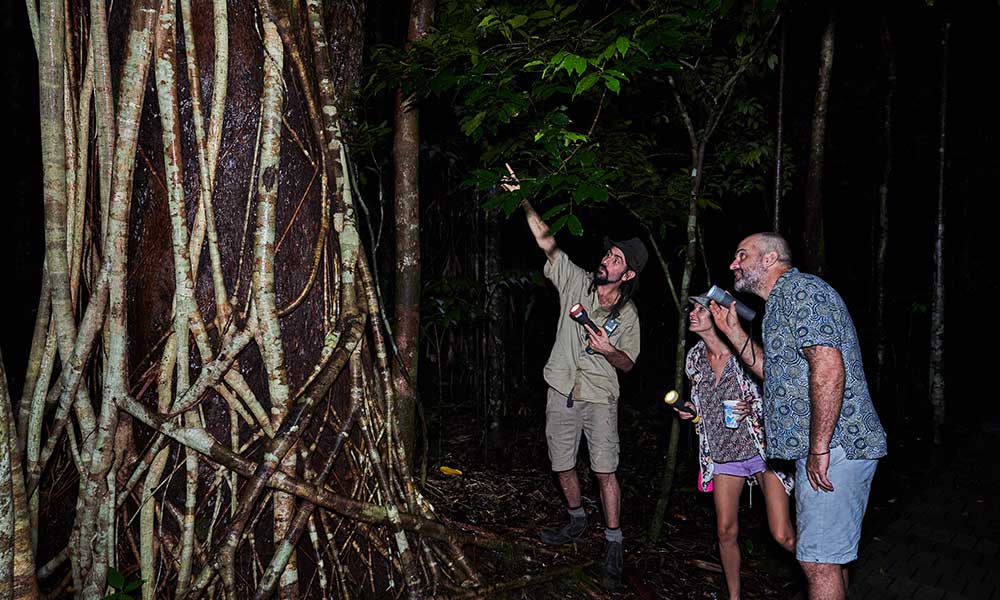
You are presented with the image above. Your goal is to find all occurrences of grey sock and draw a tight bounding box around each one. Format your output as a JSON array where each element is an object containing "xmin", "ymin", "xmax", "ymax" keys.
[
  {"xmin": 568, "ymin": 506, "xmax": 586, "ymax": 519},
  {"xmin": 605, "ymin": 528, "xmax": 623, "ymax": 543}
]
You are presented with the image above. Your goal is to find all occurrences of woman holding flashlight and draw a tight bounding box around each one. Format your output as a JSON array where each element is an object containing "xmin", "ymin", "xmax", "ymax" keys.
[{"xmin": 673, "ymin": 293, "xmax": 795, "ymax": 600}]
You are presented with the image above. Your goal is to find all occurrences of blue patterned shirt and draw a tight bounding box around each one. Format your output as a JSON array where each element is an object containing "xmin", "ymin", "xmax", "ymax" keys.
[{"xmin": 762, "ymin": 269, "xmax": 887, "ymax": 460}]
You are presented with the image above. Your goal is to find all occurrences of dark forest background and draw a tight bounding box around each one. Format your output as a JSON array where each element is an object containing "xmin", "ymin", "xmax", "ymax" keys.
[{"xmin": 2, "ymin": 0, "xmax": 996, "ymax": 509}]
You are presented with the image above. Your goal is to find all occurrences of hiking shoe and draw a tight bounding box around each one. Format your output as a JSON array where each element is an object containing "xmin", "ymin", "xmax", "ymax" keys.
[
  {"xmin": 601, "ymin": 540, "xmax": 623, "ymax": 591},
  {"xmin": 538, "ymin": 516, "xmax": 586, "ymax": 546}
]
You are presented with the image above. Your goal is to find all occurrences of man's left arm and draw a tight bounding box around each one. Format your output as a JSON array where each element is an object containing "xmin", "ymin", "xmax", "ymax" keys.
[
  {"xmin": 585, "ymin": 319, "xmax": 637, "ymax": 373},
  {"xmin": 803, "ymin": 345, "xmax": 845, "ymax": 493}
]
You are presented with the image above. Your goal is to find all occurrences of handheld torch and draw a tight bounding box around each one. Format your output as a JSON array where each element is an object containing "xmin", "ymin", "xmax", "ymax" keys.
[
  {"xmin": 569, "ymin": 303, "xmax": 603, "ymax": 357},
  {"xmin": 664, "ymin": 390, "xmax": 700, "ymax": 424},
  {"xmin": 569, "ymin": 303, "xmax": 603, "ymax": 335}
]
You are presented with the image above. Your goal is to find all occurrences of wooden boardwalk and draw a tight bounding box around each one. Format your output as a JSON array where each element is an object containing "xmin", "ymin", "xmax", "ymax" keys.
[{"xmin": 848, "ymin": 429, "xmax": 999, "ymax": 599}]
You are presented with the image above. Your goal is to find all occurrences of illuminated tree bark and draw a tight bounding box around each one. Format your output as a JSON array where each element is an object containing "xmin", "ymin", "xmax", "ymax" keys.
[
  {"xmin": 10, "ymin": 1, "xmax": 479, "ymax": 597},
  {"xmin": 393, "ymin": 0, "xmax": 436, "ymax": 462}
]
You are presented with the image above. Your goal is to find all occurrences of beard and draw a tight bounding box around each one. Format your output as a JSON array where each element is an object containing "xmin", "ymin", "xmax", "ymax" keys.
[
  {"xmin": 593, "ymin": 264, "xmax": 623, "ymax": 286},
  {"xmin": 733, "ymin": 261, "xmax": 764, "ymax": 294}
]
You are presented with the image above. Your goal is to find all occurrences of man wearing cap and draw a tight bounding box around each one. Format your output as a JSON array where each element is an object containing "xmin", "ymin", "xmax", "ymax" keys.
[{"xmin": 502, "ymin": 165, "xmax": 644, "ymax": 590}]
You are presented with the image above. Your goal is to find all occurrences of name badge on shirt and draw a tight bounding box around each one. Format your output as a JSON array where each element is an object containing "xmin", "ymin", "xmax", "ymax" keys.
[{"xmin": 604, "ymin": 317, "xmax": 619, "ymax": 336}]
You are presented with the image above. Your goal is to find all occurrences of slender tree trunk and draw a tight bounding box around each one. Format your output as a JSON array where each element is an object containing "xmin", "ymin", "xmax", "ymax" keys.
[
  {"xmin": 485, "ymin": 210, "xmax": 506, "ymax": 447},
  {"xmin": 393, "ymin": 0, "xmax": 436, "ymax": 462},
  {"xmin": 1, "ymin": 349, "xmax": 40, "ymax": 600},
  {"xmin": 930, "ymin": 18, "xmax": 950, "ymax": 445},
  {"xmin": 803, "ymin": 10, "xmax": 836, "ymax": 275},
  {"xmin": 773, "ymin": 18, "xmax": 787, "ymax": 233},
  {"xmin": 874, "ymin": 18, "xmax": 895, "ymax": 404},
  {"xmin": 651, "ymin": 142, "xmax": 704, "ymax": 543},
  {"xmin": 646, "ymin": 44, "xmax": 772, "ymax": 535},
  {"xmin": 650, "ymin": 81, "xmax": 705, "ymax": 542}
]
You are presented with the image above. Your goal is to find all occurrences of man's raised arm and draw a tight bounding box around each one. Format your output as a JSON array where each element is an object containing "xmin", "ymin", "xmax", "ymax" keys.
[
  {"xmin": 710, "ymin": 301, "xmax": 764, "ymax": 379},
  {"xmin": 502, "ymin": 163, "xmax": 560, "ymax": 263}
]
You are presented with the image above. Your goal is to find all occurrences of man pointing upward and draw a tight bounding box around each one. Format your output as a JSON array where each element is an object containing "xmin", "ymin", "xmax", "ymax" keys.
[{"xmin": 502, "ymin": 164, "xmax": 646, "ymax": 590}]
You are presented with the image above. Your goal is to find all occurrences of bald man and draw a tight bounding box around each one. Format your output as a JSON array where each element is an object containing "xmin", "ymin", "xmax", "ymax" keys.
[{"xmin": 711, "ymin": 232, "xmax": 886, "ymax": 600}]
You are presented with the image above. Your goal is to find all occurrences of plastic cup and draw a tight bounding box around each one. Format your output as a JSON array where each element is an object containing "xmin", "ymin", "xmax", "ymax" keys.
[{"xmin": 722, "ymin": 400, "xmax": 739, "ymax": 429}]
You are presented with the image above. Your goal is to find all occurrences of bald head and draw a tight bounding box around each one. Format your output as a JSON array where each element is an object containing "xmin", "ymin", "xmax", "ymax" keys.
[
  {"xmin": 749, "ymin": 232, "xmax": 792, "ymax": 265},
  {"xmin": 731, "ymin": 232, "xmax": 792, "ymax": 298}
]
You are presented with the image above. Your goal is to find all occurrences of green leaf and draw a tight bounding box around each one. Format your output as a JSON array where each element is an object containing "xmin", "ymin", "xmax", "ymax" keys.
[
  {"xmin": 573, "ymin": 182, "xmax": 608, "ymax": 203},
  {"xmin": 124, "ymin": 579, "xmax": 144, "ymax": 593},
  {"xmin": 543, "ymin": 50, "xmax": 568, "ymax": 78},
  {"xmin": 566, "ymin": 214, "xmax": 584, "ymax": 236},
  {"xmin": 523, "ymin": 60, "xmax": 544, "ymax": 69},
  {"xmin": 573, "ymin": 73, "xmax": 600, "ymax": 97},
  {"xmin": 508, "ymin": 14, "xmax": 529, "ymax": 29},
  {"xmin": 541, "ymin": 202, "xmax": 569, "ymax": 221},
  {"xmin": 549, "ymin": 215, "xmax": 569, "ymax": 235},
  {"xmin": 477, "ymin": 14, "xmax": 496, "ymax": 29},
  {"xmin": 107, "ymin": 569, "xmax": 125, "ymax": 590},
  {"xmin": 559, "ymin": 4, "xmax": 578, "ymax": 19},
  {"xmin": 603, "ymin": 76, "xmax": 621, "ymax": 94},
  {"xmin": 530, "ymin": 10, "xmax": 553, "ymax": 19},
  {"xmin": 548, "ymin": 50, "xmax": 568, "ymax": 66},
  {"xmin": 461, "ymin": 111, "xmax": 487, "ymax": 137},
  {"xmin": 533, "ymin": 130, "xmax": 546, "ymax": 142},
  {"xmin": 562, "ymin": 54, "xmax": 587, "ymax": 76},
  {"xmin": 697, "ymin": 196, "xmax": 721, "ymax": 210},
  {"xmin": 615, "ymin": 36, "xmax": 630, "ymax": 56}
]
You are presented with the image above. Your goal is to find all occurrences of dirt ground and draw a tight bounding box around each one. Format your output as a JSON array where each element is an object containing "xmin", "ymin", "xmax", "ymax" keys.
[{"xmin": 422, "ymin": 400, "xmax": 806, "ymax": 599}]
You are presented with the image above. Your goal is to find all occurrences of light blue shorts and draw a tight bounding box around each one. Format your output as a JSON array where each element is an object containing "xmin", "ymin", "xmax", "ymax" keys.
[{"xmin": 794, "ymin": 445, "xmax": 878, "ymax": 564}]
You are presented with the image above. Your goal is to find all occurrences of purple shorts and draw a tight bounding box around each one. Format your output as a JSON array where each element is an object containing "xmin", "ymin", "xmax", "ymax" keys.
[{"xmin": 713, "ymin": 454, "xmax": 767, "ymax": 478}]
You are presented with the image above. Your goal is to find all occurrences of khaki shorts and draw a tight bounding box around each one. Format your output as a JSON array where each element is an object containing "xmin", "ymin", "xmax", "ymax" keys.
[{"xmin": 545, "ymin": 387, "xmax": 620, "ymax": 473}]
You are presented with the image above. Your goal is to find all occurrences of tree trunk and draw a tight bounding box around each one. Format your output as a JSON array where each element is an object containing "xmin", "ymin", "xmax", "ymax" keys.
[
  {"xmin": 646, "ymin": 48, "xmax": 766, "ymax": 537},
  {"xmin": 484, "ymin": 209, "xmax": 506, "ymax": 447},
  {"xmin": 649, "ymin": 81, "xmax": 706, "ymax": 542},
  {"xmin": 874, "ymin": 18, "xmax": 895, "ymax": 405},
  {"xmin": 803, "ymin": 10, "xmax": 836, "ymax": 275},
  {"xmin": 393, "ymin": 0, "xmax": 436, "ymax": 464},
  {"xmin": 650, "ymin": 142, "xmax": 704, "ymax": 543},
  {"xmin": 930, "ymin": 17, "xmax": 950, "ymax": 446},
  {"xmin": 0, "ymin": 348, "xmax": 40, "ymax": 600},
  {"xmin": 773, "ymin": 18, "xmax": 787, "ymax": 233},
  {"xmin": 14, "ymin": 1, "xmax": 478, "ymax": 597}
]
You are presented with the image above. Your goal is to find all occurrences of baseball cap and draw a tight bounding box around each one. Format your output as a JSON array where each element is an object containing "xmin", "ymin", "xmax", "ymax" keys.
[
  {"xmin": 688, "ymin": 293, "xmax": 711, "ymax": 309},
  {"xmin": 603, "ymin": 236, "xmax": 648, "ymax": 275}
]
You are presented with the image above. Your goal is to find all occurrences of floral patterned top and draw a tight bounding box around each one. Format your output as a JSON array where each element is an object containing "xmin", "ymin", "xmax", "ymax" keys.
[
  {"xmin": 686, "ymin": 340, "xmax": 793, "ymax": 494},
  {"xmin": 692, "ymin": 355, "xmax": 758, "ymax": 463}
]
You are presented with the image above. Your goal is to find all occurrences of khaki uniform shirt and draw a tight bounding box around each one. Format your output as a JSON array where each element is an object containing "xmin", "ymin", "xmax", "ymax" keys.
[{"xmin": 542, "ymin": 252, "xmax": 641, "ymax": 404}]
